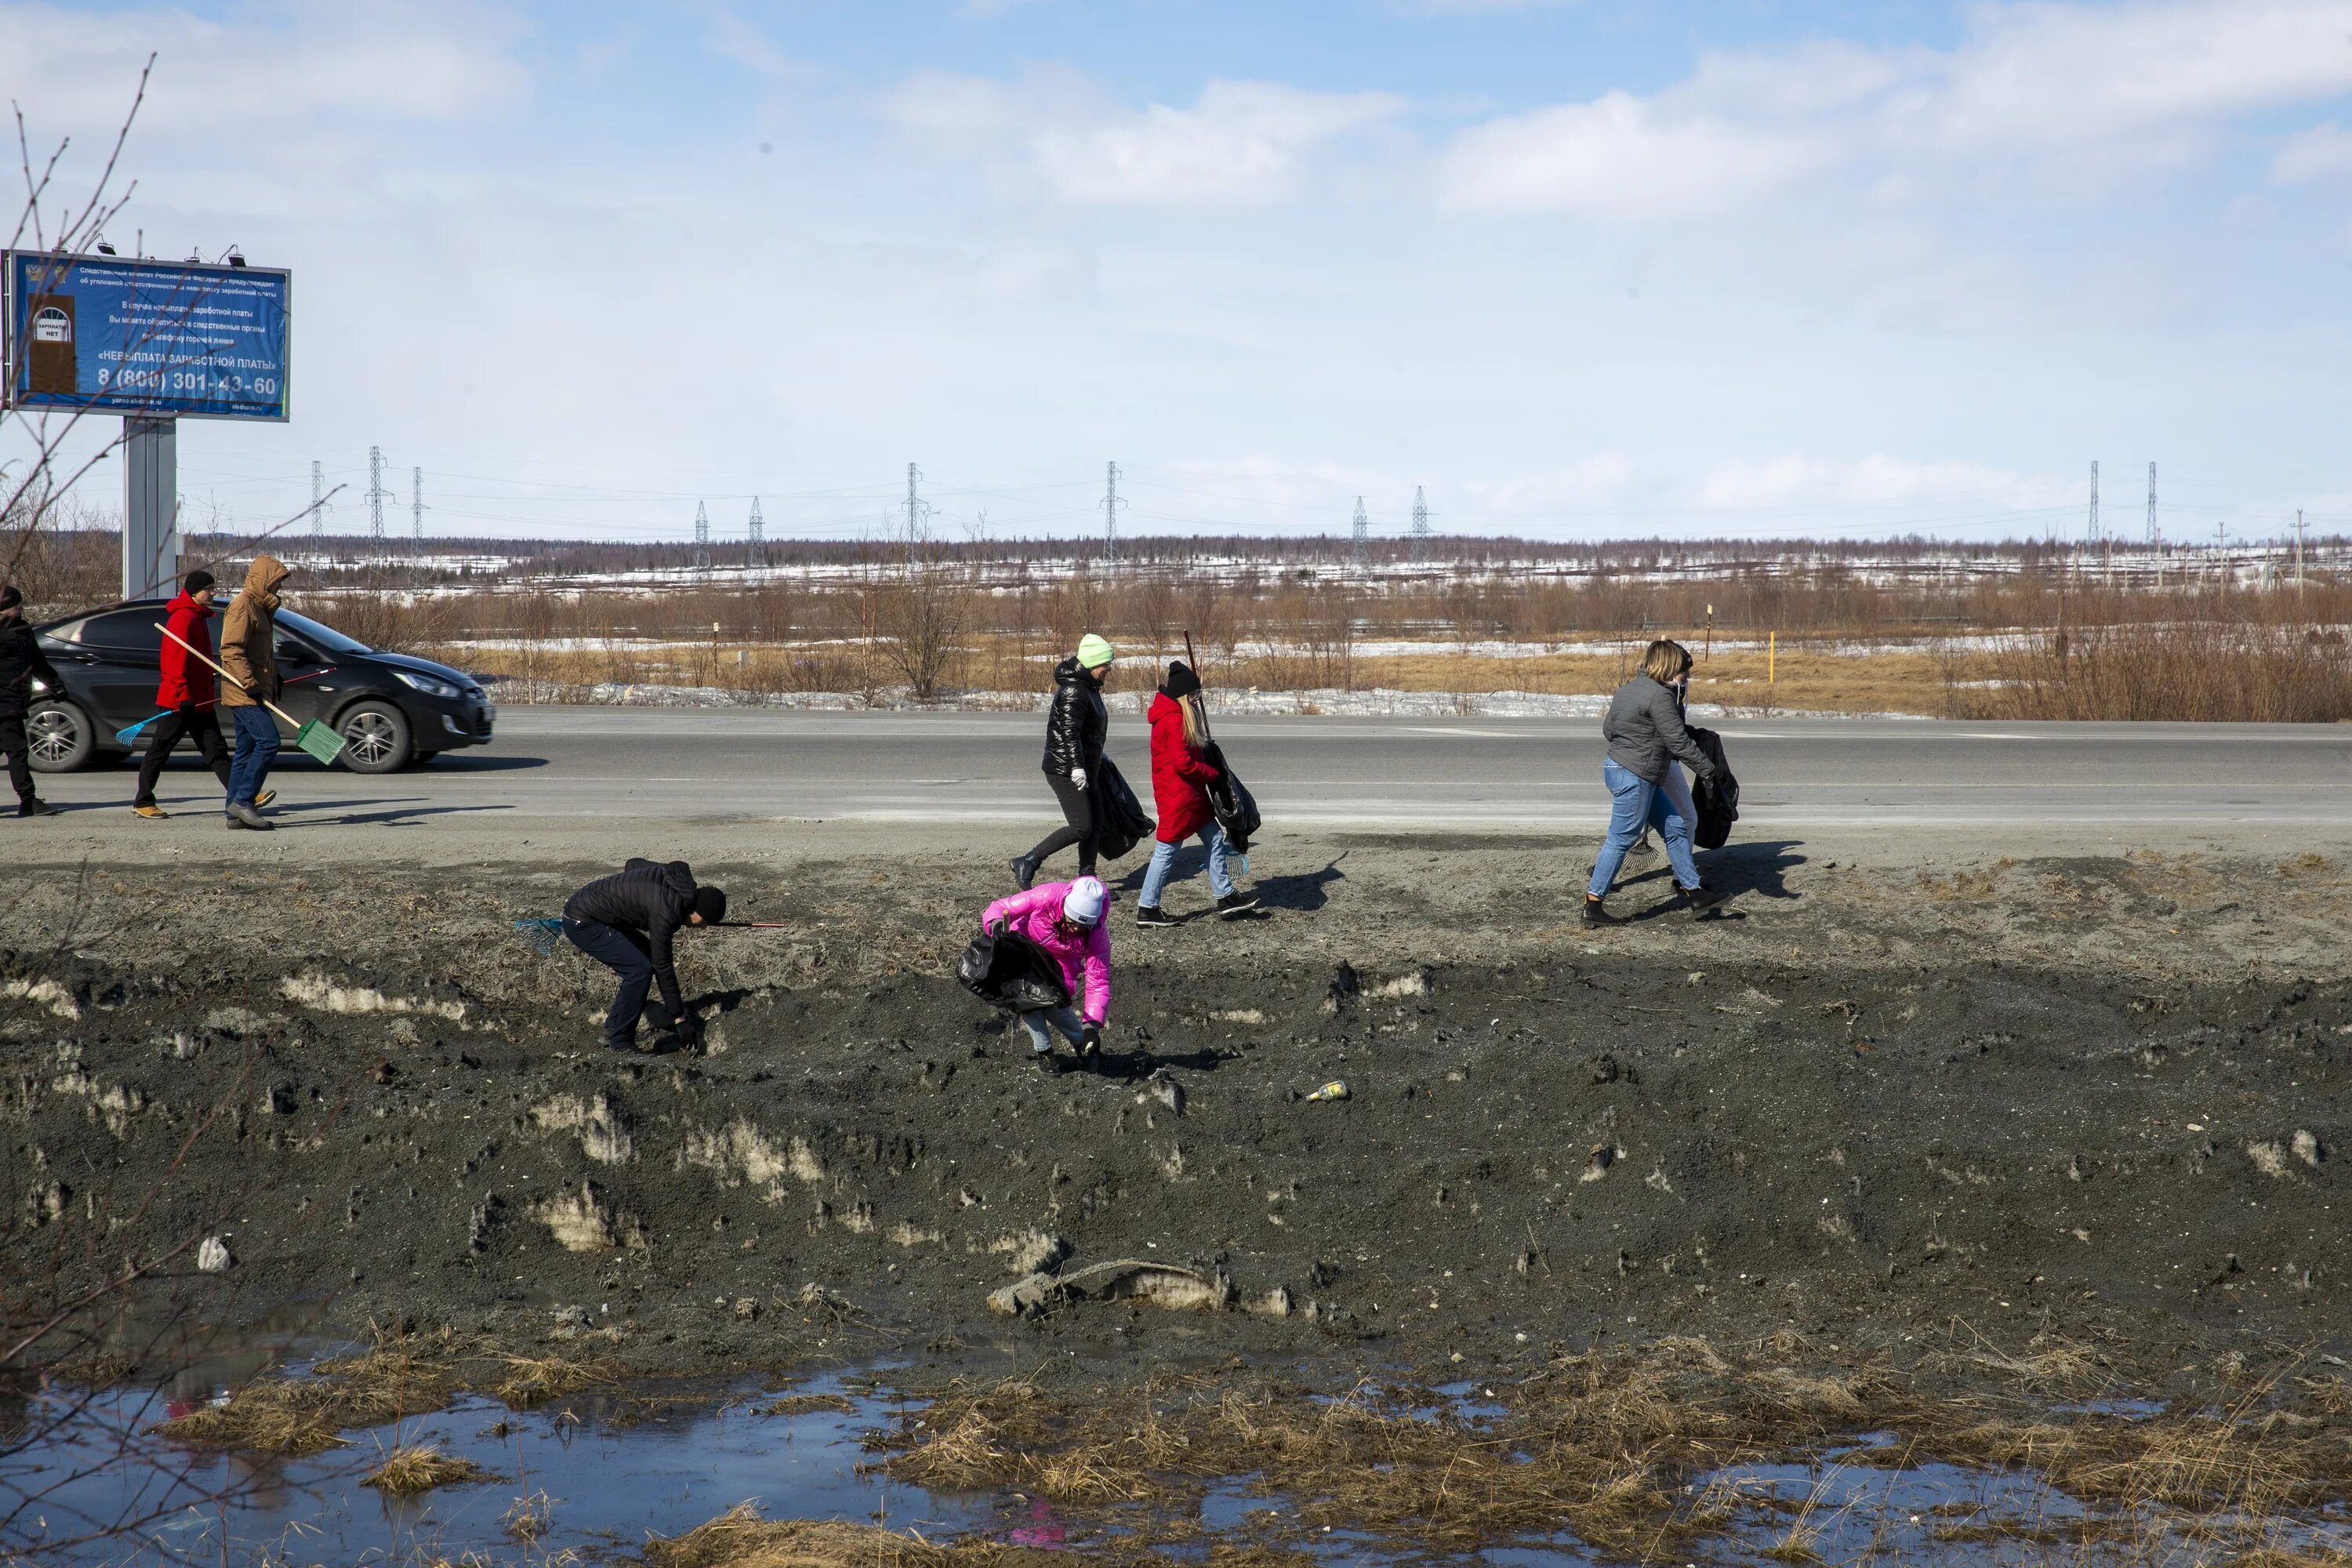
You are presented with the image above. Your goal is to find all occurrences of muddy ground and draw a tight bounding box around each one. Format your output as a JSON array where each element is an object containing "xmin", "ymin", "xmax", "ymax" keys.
[{"xmin": 4, "ymin": 831, "xmax": 2347, "ymax": 1397}]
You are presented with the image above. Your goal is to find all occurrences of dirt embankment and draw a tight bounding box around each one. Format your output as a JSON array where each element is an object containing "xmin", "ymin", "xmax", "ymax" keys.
[{"xmin": 3, "ymin": 838, "xmax": 2347, "ymax": 1389}]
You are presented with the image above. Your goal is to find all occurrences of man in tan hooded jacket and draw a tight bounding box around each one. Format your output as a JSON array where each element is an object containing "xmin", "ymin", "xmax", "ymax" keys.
[{"xmin": 218, "ymin": 555, "xmax": 289, "ymax": 829}]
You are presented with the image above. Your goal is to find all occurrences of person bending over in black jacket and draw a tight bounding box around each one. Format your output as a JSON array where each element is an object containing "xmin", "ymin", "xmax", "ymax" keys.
[
  {"xmin": 563, "ymin": 858, "xmax": 727, "ymax": 1051},
  {"xmin": 0, "ymin": 585, "xmax": 65, "ymax": 818},
  {"xmin": 1011, "ymin": 633, "xmax": 1116, "ymax": 889}
]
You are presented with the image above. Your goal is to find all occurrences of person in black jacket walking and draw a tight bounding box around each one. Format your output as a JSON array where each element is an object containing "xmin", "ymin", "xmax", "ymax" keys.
[
  {"xmin": 0, "ymin": 586, "xmax": 64, "ymax": 818},
  {"xmin": 1011, "ymin": 633, "xmax": 1116, "ymax": 890},
  {"xmin": 563, "ymin": 858, "xmax": 728, "ymax": 1051},
  {"xmin": 1586, "ymin": 640, "xmax": 1725, "ymax": 924}
]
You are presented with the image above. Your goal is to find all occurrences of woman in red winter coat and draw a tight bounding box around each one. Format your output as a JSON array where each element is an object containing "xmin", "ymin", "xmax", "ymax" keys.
[{"xmin": 1134, "ymin": 661, "xmax": 1258, "ymax": 927}]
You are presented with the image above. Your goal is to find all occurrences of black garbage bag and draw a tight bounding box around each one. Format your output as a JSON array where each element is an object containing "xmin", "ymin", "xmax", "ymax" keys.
[
  {"xmin": 1203, "ymin": 742, "xmax": 1261, "ymax": 854},
  {"xmin": 1085, "ymin": 754, "xmax": 1156, "ymax": 861},
  {"xmin": 956, "ymin": 927, "xmax": 1070, "ymax": 1013},
  {"xmin": 1687, "ymin": 725, "xmax": 1740, "ymax": 851}
]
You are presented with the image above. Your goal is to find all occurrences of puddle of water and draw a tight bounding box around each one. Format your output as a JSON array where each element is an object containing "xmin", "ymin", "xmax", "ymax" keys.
[
  {"xmin": 3, "ymin": 1365, "xmax": 983, "ymax": 1566},
  {"xmin": 10, "ymin": 1367, "xmax": 2350, "ymax": 1567},
  {"xmin": 1701, "ymin": 1454, "xmax": 2095, "ymax": 1563}
]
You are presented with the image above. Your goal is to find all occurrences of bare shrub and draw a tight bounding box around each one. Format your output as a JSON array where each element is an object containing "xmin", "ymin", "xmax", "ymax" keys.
[
  {"xmin": 1955, "ymin": 609, "xmax": 2352, "ymax": 722},
  {"xmin": 872, "ymin": 521, "xmax": 972, "ymax": 702}
]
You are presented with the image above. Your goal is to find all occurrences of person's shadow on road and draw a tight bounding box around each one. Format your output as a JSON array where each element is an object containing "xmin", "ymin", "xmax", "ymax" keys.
[
  {"xmin": 1256, "ymin": 854, "xmax": 1345, "ymax": 913},
  {"xmin": 1708, "ymin": 838, "xmax": 1806, "ymax": 902},
  {"xmin": 318, "ymin": 802, "xmax": 518, "ymax": 826},
  {"xmin": 1610, "ymin": 837, "xmax": 1806, "ymax": 920}
]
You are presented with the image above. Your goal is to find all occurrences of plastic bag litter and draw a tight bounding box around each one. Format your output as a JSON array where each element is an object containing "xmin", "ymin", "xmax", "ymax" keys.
[
  {"xmin": 957, "ymin": 927, "xmax": 1072, "ymax": 1014},
  {"xmin": 1203, "ymin": 742, "xmax": 1261, "ymax": 854},
  {"xmin": 1085, "ymin": 755, "xmax": 1156, "ymax": 861}
]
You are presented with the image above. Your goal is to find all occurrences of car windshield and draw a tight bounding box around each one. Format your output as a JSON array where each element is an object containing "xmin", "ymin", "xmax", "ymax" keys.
[{"xmin": 274, "ymin": 609, "xmax": 372, "ymax": 657}]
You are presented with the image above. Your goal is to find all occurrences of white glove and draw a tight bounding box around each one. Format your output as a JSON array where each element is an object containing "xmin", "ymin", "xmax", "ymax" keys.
[{"xmin": 1071, "ymin": 768, "xmax": 1088, "ymax": 790}]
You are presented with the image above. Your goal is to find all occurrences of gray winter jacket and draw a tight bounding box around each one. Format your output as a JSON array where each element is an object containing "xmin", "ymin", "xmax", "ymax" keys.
[{"xmin": 1602, "ymin": 674, "xmax": 1716, "ymax": 786}]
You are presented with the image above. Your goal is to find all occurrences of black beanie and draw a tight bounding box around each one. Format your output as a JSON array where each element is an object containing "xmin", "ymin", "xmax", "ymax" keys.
[
  {"xmin": 1163, "ymin": 660, "xmax": 1200, "ymax": 699},
  {"xmin": 693, "ymin": 886, "xmax": 728, "ymax": 924},
  {"xmin": 184, "ymin": 569, "xmax": 216, "ymax": 595},
  {"xmin": 0, "ymin": 585, "xmax": 20, "ymax": 612}
]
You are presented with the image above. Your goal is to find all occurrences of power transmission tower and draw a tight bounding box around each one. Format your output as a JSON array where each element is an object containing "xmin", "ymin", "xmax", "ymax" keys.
[
  {"xmin": 2087, "ymin": 461, "xmax": 2099, "ymax": 544},
  {"xmin": 906, "ymin": 463, "xmax": 929, "ymax": 537},
  {"xmin": 411, "ymin": 466, "xmax": 425, "ymax": 542},
  {"xmin": 1351, "ymin": 496, "xmax": 1370, "ymax": 573},
  {"xmin": 2147, "ymin": 463, "xmax": 2158, "ymax": 546},
  {"xmin": 1410, "ymin": 485, "xmax": 1431, "ymax": 541},
  {"xmin": 694, "ymin": 501, "xmax": 711, "ymax": 575},
  {"xmin": 749, "ymin": 496, "xmax": 765, "ymax": 567},
  {"xmin": 310, "ymin": 460, "xmax": 328, "ymax": 543},
  {"xmin": 2295, "ymin": 508, "xmax": 2307, "ymax": 586},
  {"xmin": 1102, "ymin": 461, "xmax": 1120, "ymax": 567},
  {"xmin": 365, "ymin": 446, "xmax": 391, "ymax": 550}
]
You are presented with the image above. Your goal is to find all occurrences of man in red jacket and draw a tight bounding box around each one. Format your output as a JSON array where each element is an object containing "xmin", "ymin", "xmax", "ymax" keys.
[{"xmin": 131, "ymin": 570, "xmax": 267, "ymax": 819}]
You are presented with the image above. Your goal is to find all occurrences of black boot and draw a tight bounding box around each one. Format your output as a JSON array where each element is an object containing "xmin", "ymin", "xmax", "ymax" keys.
[
  {"xmin": 1009, "ymin": 855, "xmax": 1039, "ymax": 891},
  {"xmin": 1582, "ymin": 894, "xmax": 1618, "ymax": 926},
  {"xmin": 1684, "ymin": 884, "xmax": 1727, "ymax": 917}
]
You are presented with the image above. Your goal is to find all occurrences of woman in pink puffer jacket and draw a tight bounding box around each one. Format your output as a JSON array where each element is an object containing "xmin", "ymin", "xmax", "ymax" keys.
[{"xmin": 980, "ymin": 876, "xmax": 1110, "ymax": 1073}]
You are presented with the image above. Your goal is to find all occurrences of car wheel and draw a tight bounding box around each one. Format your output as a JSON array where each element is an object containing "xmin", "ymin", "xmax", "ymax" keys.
[
  {"xmin": 336, "ymin": 702, "xmax": 413, "ymax": 773},
  {"xmin": 26, "ymin": 702, "xmax": 96, "ymax": 772}
]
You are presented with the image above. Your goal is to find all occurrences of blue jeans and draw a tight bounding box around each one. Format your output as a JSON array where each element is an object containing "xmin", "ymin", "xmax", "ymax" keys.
[
  {"xmin": 1020, "ymin": 1005, "xmax": 1088, "ymax": 1055},
  {"xmin": 227, "ymin": 706, "xmax": 281, "ymax": 808},
  {"xmin": 1139, "ymin": 823, "xmax": 1234, "ymax": 907},
  {"xmin": 1588, "ymin": 757, "xmax": 1700, "ymax": 898}
]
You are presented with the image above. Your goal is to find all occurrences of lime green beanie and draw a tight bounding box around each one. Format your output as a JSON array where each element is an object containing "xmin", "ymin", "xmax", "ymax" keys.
[{"xmin": 1076, "ymin": 633, "xmax": 1116, "ymax": 670}]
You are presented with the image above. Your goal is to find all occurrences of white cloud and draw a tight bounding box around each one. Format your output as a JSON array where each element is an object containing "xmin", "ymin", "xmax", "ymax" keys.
[
  {"xmin": 1444, "ymin": 92, "xmax": 1836, "ymax": 219},
  {"xmin": 1443, "ymin": 0, "xmax": 2352, "ymax": 220},
  {"xmin": 691, "ymin": 4, "xmax": 801, "ymax": 80},
  {"xmin": 885, "ymin": 69, "xmax": 1404, "ymax": 208},
  {"xmin": 0, "ymin": 0, "xmax": 528, "ymax": 134},
  {"xmin": 2272, "ymin": 121, "xmax": 2352, "ymax": 182}
]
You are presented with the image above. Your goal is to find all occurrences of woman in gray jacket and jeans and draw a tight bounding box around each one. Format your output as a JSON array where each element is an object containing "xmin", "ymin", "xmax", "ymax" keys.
[{"xmin": 1587, "ymin": 639, "xmax": 1726, "ymax": 924}]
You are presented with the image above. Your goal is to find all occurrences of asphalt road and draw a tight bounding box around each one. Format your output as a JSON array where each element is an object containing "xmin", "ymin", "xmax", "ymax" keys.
[{"xmin": 20, "ymin": 710, "xmax": 2352, "ymax": 859}]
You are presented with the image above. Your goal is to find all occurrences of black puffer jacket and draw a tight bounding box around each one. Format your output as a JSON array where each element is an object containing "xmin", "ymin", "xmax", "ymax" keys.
[
  {"xmin": 0, "ymin": 615, "xmax": 62, "ymax": 719},
  {"xmin": 564, "ymin": 858, "xmax": 701, "ymax": 1017},
  {"xmin": 1040, "ymin": 656, "xmax": 1107, "ymax": 777}
]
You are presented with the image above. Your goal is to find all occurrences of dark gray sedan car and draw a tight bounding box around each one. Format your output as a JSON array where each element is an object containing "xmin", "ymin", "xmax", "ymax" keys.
[{"xmin": 26, "ymin": 599, "xmax": 495, "ymax": 774}]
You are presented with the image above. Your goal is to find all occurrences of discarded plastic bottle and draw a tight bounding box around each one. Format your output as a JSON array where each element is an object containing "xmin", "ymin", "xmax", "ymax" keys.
[{"xmin": 1305, "ymin": 1080, "xmax": 1349, "ymax": 1103}]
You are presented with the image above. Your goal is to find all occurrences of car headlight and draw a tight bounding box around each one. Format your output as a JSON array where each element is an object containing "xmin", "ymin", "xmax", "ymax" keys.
[{"xmin": 394, "ymin": 670, "xmax": 463, "ymax": 699}]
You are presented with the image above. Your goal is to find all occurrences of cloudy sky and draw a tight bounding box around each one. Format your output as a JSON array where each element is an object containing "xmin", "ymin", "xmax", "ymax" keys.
[{"xmin": 5, "ymin": 0, "xmax": 2351, "ymax": 544}]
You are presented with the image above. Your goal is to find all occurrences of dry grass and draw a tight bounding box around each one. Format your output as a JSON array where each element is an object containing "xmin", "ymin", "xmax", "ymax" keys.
[
  {"xmin": 503, "ymin": 1489, "xmax": 556, "ymax": 1543},
  {"xmin": 434, "ymin": 635, "xmax": 1982, "ymax": 717},
  {"xmin": 151, "ymin": 1323, "xmax": 623, "ymax": 1455},
  {"xmin": 645, "ymin": 1501, "xmax": 1320, "ymax": 1568},
  {"xmin": 1956, "ymin": 613, "xmax": 2352, "ymax": 722},
  {"xmin": 756, "ymin": 1393, "xmax": 861, "ymax": 1417},
  {"xmin": 363, "ymin": 1442, "xmax": 490, "ymax": 1496},
  {"xmin": 492, "ymin": 1351, "xmax": 625, "ymax": 1409},
  {"xmin": 869, "ymin": 1339, "xmax": 2352, "ymax": 1563}
]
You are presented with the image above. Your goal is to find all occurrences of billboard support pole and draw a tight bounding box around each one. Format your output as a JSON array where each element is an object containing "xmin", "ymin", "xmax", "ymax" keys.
[{"xmin": 123, "ymin": 416, "xmax": 177, "ymax": 599}]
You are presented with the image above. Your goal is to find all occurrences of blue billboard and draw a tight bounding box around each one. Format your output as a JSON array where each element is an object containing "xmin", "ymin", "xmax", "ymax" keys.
[{"xmin": 3, "ymin": 250, "xmax": 291, "ymax": 421}]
